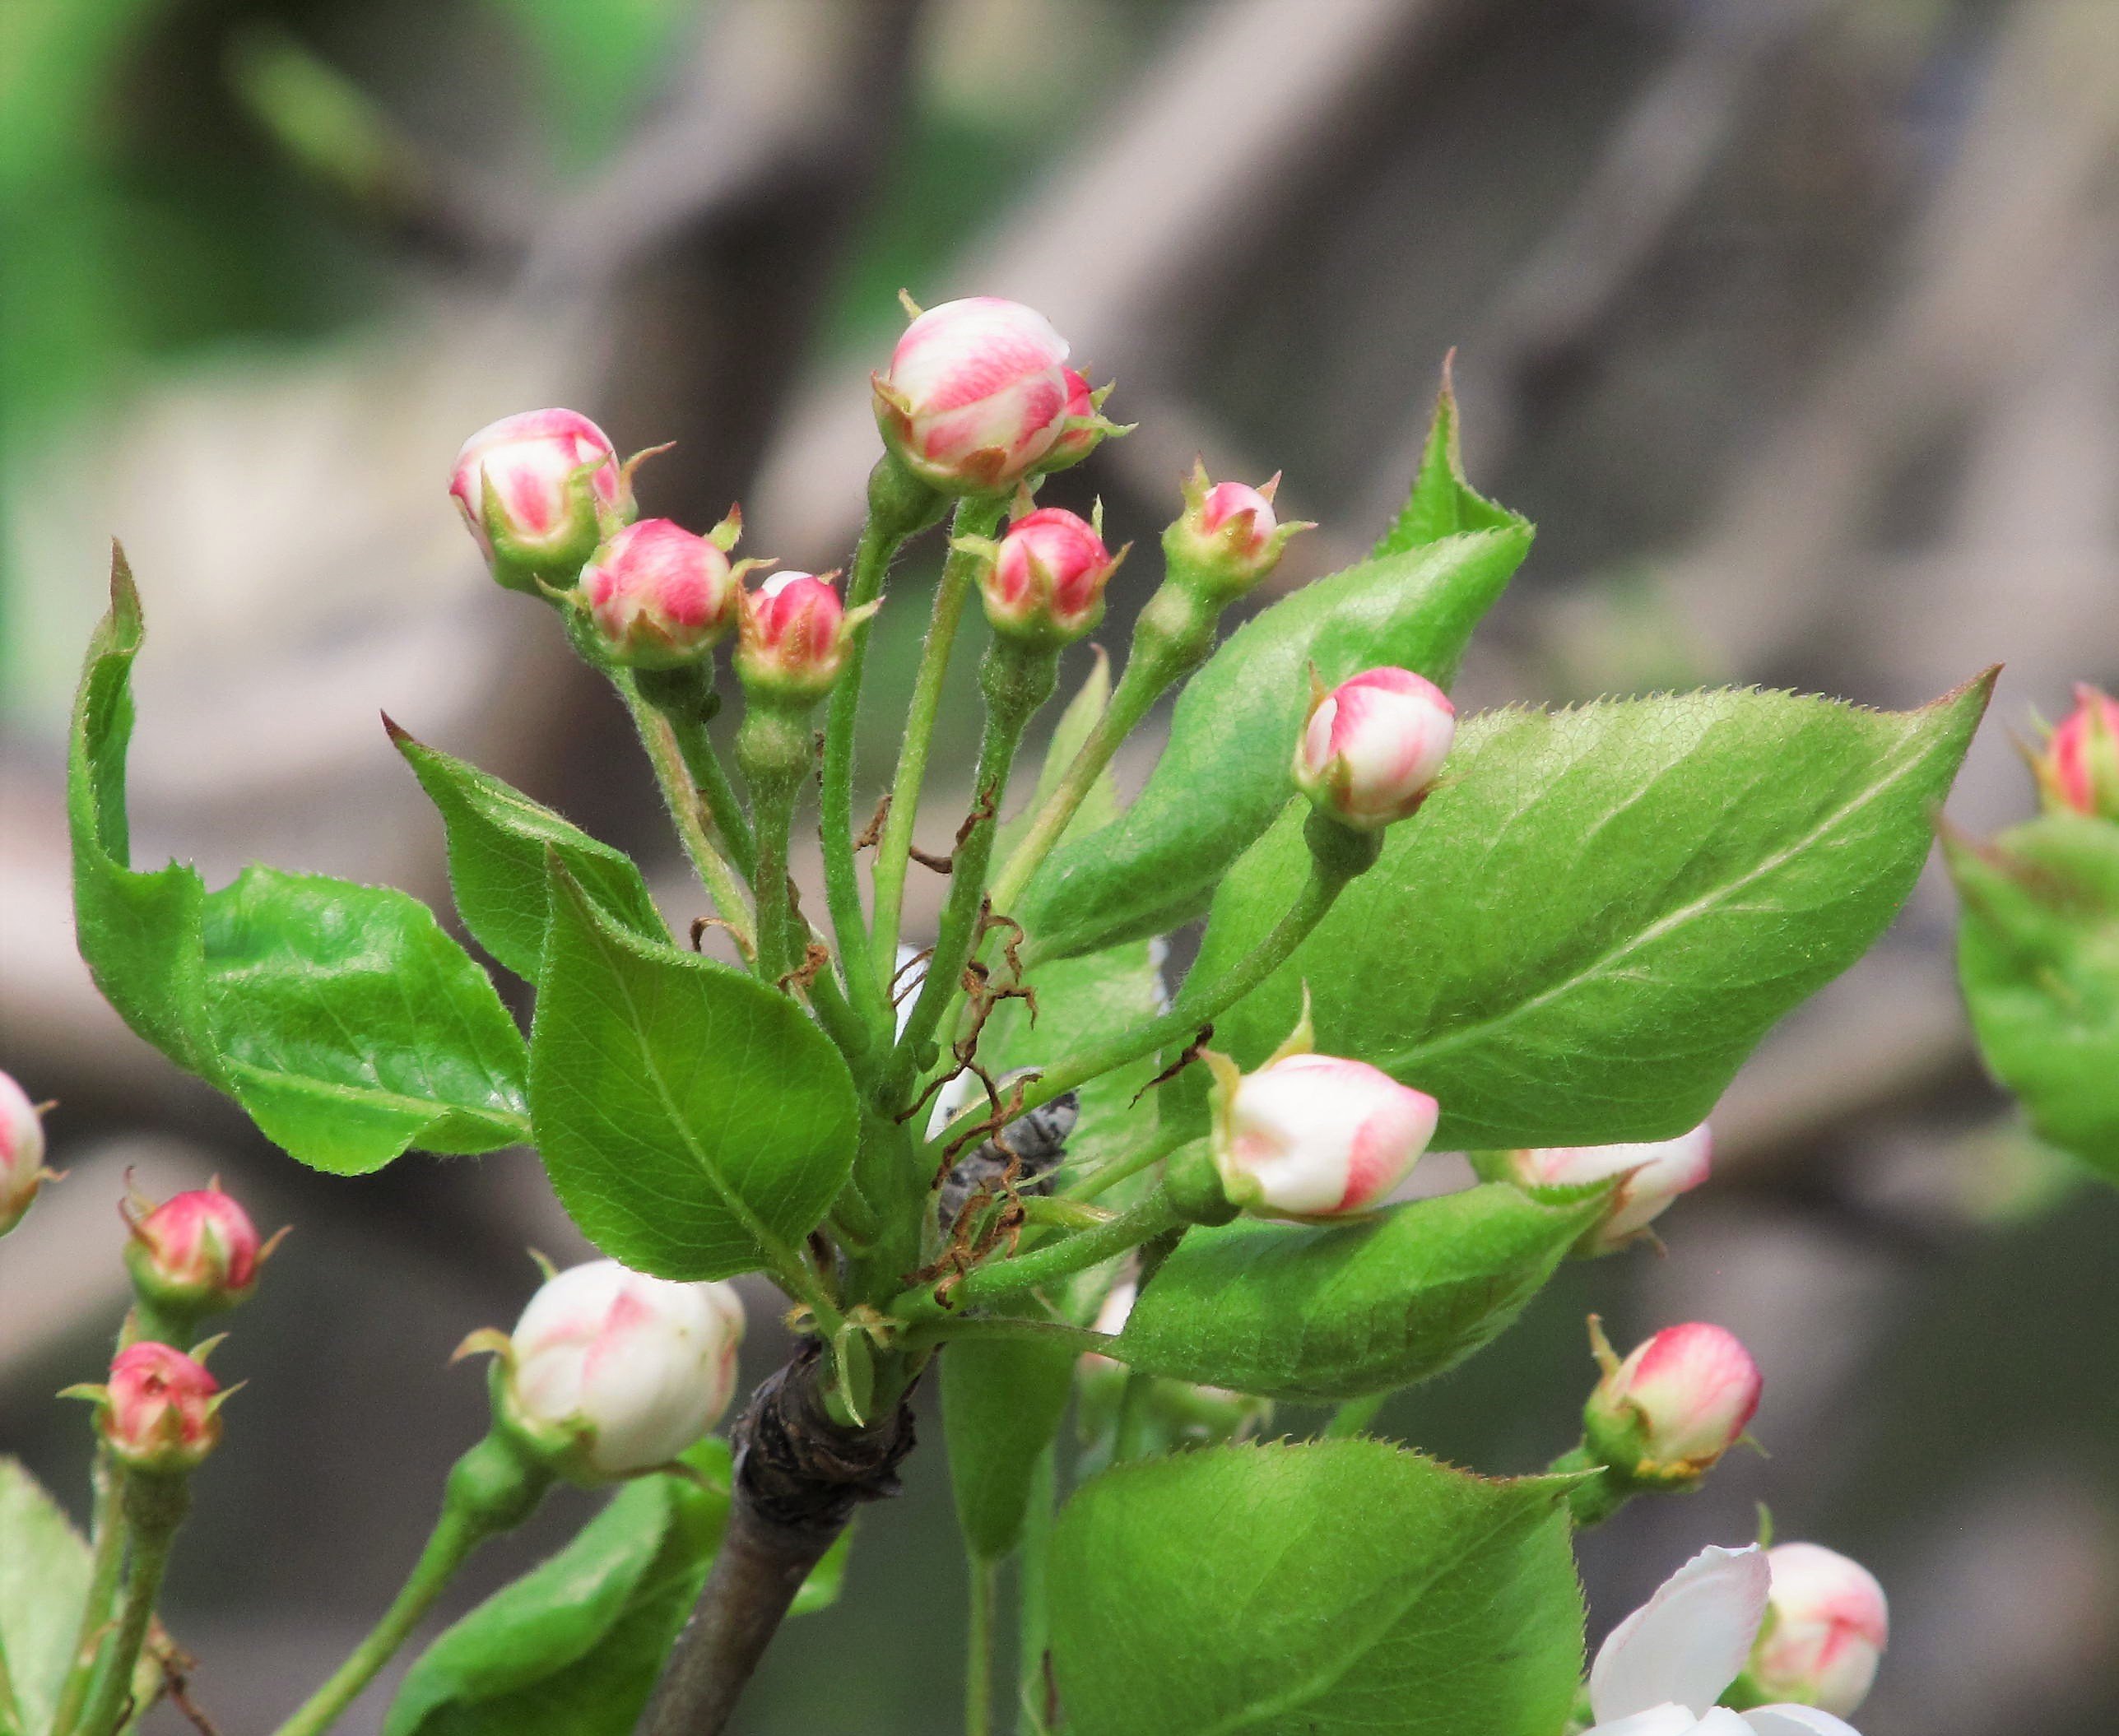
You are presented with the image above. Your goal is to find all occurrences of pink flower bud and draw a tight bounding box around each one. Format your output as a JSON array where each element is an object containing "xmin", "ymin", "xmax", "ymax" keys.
[
  {"xmin": 1165, "ymin": 466, "xmax": 1309, "ymax": 601},
  {"xmin": 507, "ymin": 1260, "xmax": 744, "ymax": 1477},
  {"xmin": 123, "ymin": 1181, "xmax": 275, "ymax": 1317},
  {"xmin": 736, "ymin": 571, "xmax": 871, "ymax": 700},
  {"xmin": 1505, "ymin": 1122, "xmax": 1713, "ymax": 1252},
  {"xmin": 0, "ymin": 1069, "xmax": 49, "ymax": 1237},
  {"xmin": 1585, "ymin": 1321, "xmax": 1762, "ymax": 1485},
  {"xmin": 1294, "ymin": 666, "xmax": 1457, "ymax": 831},
  {"xmin": 1211, "ymin": 1051, "xmax": 1438, "ymax": 1218},
  {"xmin": 450, "ymin": 408, "xmax": 625, "ymax": 593},
  {"xmin": 582, "ymin": 518, "xmax": 740, "ymax": 667},
  {"xmin": 100, "ymin": 1342, "xmax": 225, "ymax": 1473},
  {"xmin": 979, "ymin": 508, "xmax": 1126, "ymax": 645},
  {"xmin": 2038, "ymin": 682, "xmax": 2119, "ymax": 819},
  {"xmin": 1039, "ymin": 369, "xmax": 1123, "ymax": 472},
  {"xmin": 873, "ymin": 297, "xmax": 1072, "ymax": 492},
  {"xmin": 1750, "ymin": 1543, "xmax": 1889, "ymax": 1716}
]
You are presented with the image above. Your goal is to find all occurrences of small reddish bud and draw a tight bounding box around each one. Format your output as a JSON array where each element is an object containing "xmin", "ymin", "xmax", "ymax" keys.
[
  {"xmin": 873, "ymin": 297, "xmax": 1073, "ymax": 492},
  {"xmin": 1038, "ymin": 369, "xmax": 1127, "ymax": 473},
  {"xmin": 1750, "ymin": 1543, "xmax": 1889, "ymax": 1717},
  {"xmin": 1294, "ymin": 666, "xmax": 1456, "ymax": 832},
  {"xmin": 1584, "ymin": 1320, "xmax": 1761, "ymax": 1487},
  {"xmin": 0, "ymin": 1069, "xmax": 49, "ymax": 1237},
  {"xmin": 582, "ymin": 518, "xmax": 742, "ymax": 667},
  {"xmin": 95, "ymin": 1342, "xmax": 225, "ymax": 1473},
  {"xmin": 976, "ymin": 507, "xmax": 1126, "ymax": 646},
  {"xmin": 736, "ymin": 571, "xmax": 874, "ymax": 701},
  {"xmin": 1164, "ymin": 464, "xmax": 1311, "ymax": 602},
  {"xmin": 450, "ymin": 409, "xmax": 626, "ymax": 593},
  {"xmin": 2038, "ymin": 682, "xmax": 2119, "ymax": 819},
  {"xmin": 1504, "ymin": 1122, "xmax": 1713, "ymax": 1252},
  {"xmin": 123, "ymin": 1181, "xmax": 276, "ymax": 1318}
]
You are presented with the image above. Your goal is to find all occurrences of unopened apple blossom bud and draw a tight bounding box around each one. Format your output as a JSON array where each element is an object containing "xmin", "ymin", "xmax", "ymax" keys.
[
  {"xmin": 582, "ymin": 517, "xmax": 744, "ymax": 668},
  {"xmin": 497, "ymin": 1260, "xmax": 744, "ymax": 1478},
  {"xmin": 1584, "ymin": 1319, "xmax": 1761, "ymax": 1488},
  {"xmin": 123, "ymin": 1180, "xmax": 278, "ymax": 1319},
  {"xmin": 1164, "ymin": 465, "xmax": 1311, "ymax": 603},
  {"xmin": 1294, "ymin": 666, "xmax": 1457, "ymax": 832},
  {"xmin": 449, "ymin": 408, "xmax": 627, "ymax": 593},
  {"xmin": 1503, "ymin": 1122, "xmax": 1713, "ymax": 1253},
  {"xmin": 89, "ymin": 1342, "xmax": 227, "ymax": 1474},
  {"xmin": 1747, "ymin": 1543, "xmax": 1889, "ymax": 1716},
  {"xmin": 2038, "ymin": 682, "xmax": 2119, "ymax": 820},
  {"xmin": 873, "ymin": 297, "xmax": 1073, "ymax": 492},
  {"xmin": 736, "ymin": 570, "xmax": 876, "ymax": 702},
  {"xmin": 1, "ymin": 1069, "xmax": 49, "ymax": 1237},
  {"xmin": 1204, "ymin": 1048, "xmax": 1438, "ymax": 1219},
  {"xmin": 977, "ymin": 507, "xmax": 1127, "ymax": 646}
]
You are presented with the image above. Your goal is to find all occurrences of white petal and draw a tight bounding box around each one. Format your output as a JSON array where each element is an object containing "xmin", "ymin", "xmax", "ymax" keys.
[
  {"xmin": 1741, "ymin": 1707, "xmax": 1864, "ymax": 1735},
  {"xmin": 1584, "ymin": 1706, "xmax": 1706, "ymax": 1736},
  {"xmin": 1591, "ymin": 1545, "xmax": 1770, "ymax": 1721}
]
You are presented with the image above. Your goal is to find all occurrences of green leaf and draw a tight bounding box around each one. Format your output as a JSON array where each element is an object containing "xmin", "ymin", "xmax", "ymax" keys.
[
  {"xmin": 0, "ymin": 1459, "xmax": 90, "ymax": 1735},
  {"xmin": 1115, "ymin": 1185, "xmax": 1601, "ymax": 1402},
  {"xmin": 68, "ymin": 558, "xmax": 530, "ymax": 1173},
  {"xmin": 530, "ymin": 861, "xmax": 860, "ymax": 1279},
  {"xmin": 1373, "ymin": 361, "xmax": 1522, "ymax": 557},
  {"xmin": 390, "ymin": 721, "xmax": 668, "ymax": 981},
  {"xmin": 1017, "ymin": 527, "xmax": 1530, "ymax": 963},
  {"xmin": 941, "ymin": 1335, "xmax": 1078, "ymax": 1562},
  {"xmin": 1049, "ymin": 1440, "xmax": 1582, "ymax": 1736},
  {"xmin": 1949, "ymin": 814, "xmax": 2119, "ymax": 1179},
  {"xmin": 1192, "ymin": 677, "xmax": 1994, "ymax": 1149}
]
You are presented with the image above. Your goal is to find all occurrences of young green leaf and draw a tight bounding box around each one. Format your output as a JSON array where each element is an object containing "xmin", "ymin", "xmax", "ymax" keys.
[
  {"xmin": 69, "ymin": 555, "xmax": 531, "ymax": 1174},
  {"xmin": 1948, "ymin": 814, "xmax": 2119, "ymax": 1180},
  {"xmin": 1049, "ymin": 1440, "xmax": 1582, "ymax": 1736},
  {"xmin": 1192, "ymin": 677, "xmax": 1994, "ymax": 1149},
  {"xmin": 0, "ymin": 1459, "xmax": 91, "ymax": 1735},
  {"xmin": 941, "ymin": 1335, "xmax": 1079, "ymax": 1563},
  {"xmin": 1114, "ymin": 1184, "xmax": 1602, "ymax": 1401},
  {"xmin": 1015, "ymin": 526, "xmax": 1530, "ymax": 962},
  {"xmin": 530, "ymin": 860, "xmax": 860, "ymax": 1279},
  {"xmin": 1373, "ymin": 360, "xmax": 1521, "ymax": 556},
  {"xmin": 390, "ymin": 721, "xmax": 668, "ymax": 981}
]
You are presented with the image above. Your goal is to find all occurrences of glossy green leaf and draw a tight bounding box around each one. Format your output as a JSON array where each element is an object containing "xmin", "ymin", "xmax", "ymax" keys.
[
  {"xmin": 1049, "ymin": 1440, "xmax": 1582, "ymax": 1736},
  {"xmin": 392, "ymin": 722, "xmax": 667, "ymax": 981},
  {"xmin": 1116, "ymin": 1184, "xmax": 1602, "ymax": 1401},
  {"xmin": 1192, "ymin": 678, "xmax": 1993, "ymax": 1149},
  {"xmin": 941, "ymin": 1335, "xmax": 1078, "ymax": 1562},
  {"xmin": 530, "ymin": 861, "xmax": 860, "ymax": 1279},
  {"xmin": 68, "ymin": 558, "xmax": 530, "ymax": 1173},
  {"xmin": 1373, "ymin": 363, "xmax": 1522, "ymax": 556},
  {"xmin": 0, "ymin": 1458, "xmax": 90, "ymax": 1735},
  {"xmin": 1949, "ymin": 815, "xmax": 2119, "ymax": 1180},
  {"xmin": 1016, "ymin": 525, "xmax": 1530, "ymax": 963}
]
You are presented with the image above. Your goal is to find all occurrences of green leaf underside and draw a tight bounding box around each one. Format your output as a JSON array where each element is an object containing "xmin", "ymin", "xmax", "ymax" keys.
[
  {"xmin": 393, "ymin": 726, "xmax": 668, "ymax": 982},
  {"xmin": 1116, "ymin": 1185, "xmax": 1605, "ymax": 1402},
  {"xmin": 1048, "ymin": 1440, "xmax": 1582, "ymax": 1736},
  {"xmin": 1192, "ymin": 680, "xmax": 1992, "ymax": 1149},
  {"xmin": 1949, "ymin": 815, "xmax": 2119, "ymax": 1178},
  {"xmin": 530, "ymin": 863, "xmax": 860, "ymax": 1280},
  {"xmin": 942, "ymin": 1336, "xmax": 1079, "ymax": 1562},
  {"xmin": 1017, "ymin": 527, "xmax": 1530, "ymax": 962},
  {"xmin": 67, "ymin": 557, "xmax": 529, "ymax": 1174},
  {"xmin": 0, "ymin": 1459, "xmax": 92, "ymax": 1734},
  {"xmin": 1373, "ymin": 364, "xmax": 1522, "ymax": 558}
]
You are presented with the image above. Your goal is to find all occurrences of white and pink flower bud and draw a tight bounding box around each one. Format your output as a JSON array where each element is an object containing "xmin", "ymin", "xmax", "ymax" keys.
[
  {"xmin": 736, "ymin": 570, "xmax": 874, "ymax": 701},
  {"xmin": 123, "ymin": 1181, "xmax": 277, "ymax": 1318},
  {"xmin": 582, "ymin": 517, "xmax": 743, "ymax": 668},
  {"xmin": 1750, "ymin": 1543, "xmax": 1889, "ymax": 1716},
  {"xmin": 504, "ymin": 1259, "xmax": 744, "ymax": 1477},
  {"xmin": 1294, "ymin": 666, "xmax": 1457, "ymax": 832},
  {"xmin": 449, "ymin": 408, "xmax": 626, "ymax": 593},
  {"xmin": 873, "ymin": 297, "xmax": 1073, "ymax": 492},
  {"xmin": 1207, "ymin": 1050, "xmax": 1438, "ymax": 1218},
  {"xmin": 1585, "ymin": 1320, "xmax": 1762, "ymax": 1486},
  {"xmin": 94, "ymin": 1342, "xmax": 226, "ymax": 1474},
  {"xmin": 0, "ymin": 1069, "xmax": 49, "ymax": 1237},
  {"xmin": 977, "ymin": 507, "xmax": 1126, "ymax": 646},
  {"xmin": 1164, "ymin": 465, "xmax": 1311, "ymax": 602},
  {"xmin": 1504, "ymin": 1122, "xmax": 1713, "ymax": 1253},
  {"xmin": 2038, "ymin": 682, "xmax": 2119, "ymax": 820}
]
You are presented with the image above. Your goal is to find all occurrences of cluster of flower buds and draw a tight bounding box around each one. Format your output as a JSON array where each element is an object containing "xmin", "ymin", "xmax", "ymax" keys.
[
  {"xmin": 969, "ymin": 504, "xmax": 1127, "ymax": 648},
  {"xmin": 123, "ymin": 1178, "xmax": 281, "ymax": 1323},
  {"xmin": 450, "ymin": 409, "xmax": 631, "ymax": 595},
  {"xmin": 1497, "ymin": 1121, "xmax": 1713, "ymax": 1253},
  {"xmin": 468, "ymin": 1259, "xmax": 746, "ymax": 1480},
  {"xmin": 1294, "ymin": 666, "xmax": 1457, "ymax": 833},
  {"xmin": 2037, "ymin": 681, "xmax": 2119, "ymax": 820},
  {"xmin": 581, "ymin": 512, "xmax": 755, "ymax": 670},
  {"xmin": 736, "ymin": 571, "xmax": 876, "ymax": 704},
  {"xmin": 68, "ymin": 1341, "xmax": 229, "ymax": 1475},
  {"xmin": 1747, "ymin": 1542, "xmax": 1890, "ymax": 1716},
  {"xmin": 1, "ymin": 1068, "xmax": 49, "ymax": 1237},
  {"xmin": 1582, "ymin": 1318, "xmax": 1762, "ymax": 1489},
  {"xmin": 1164, "ymin": 464, "xmax": 1311, "ymax": 605}
]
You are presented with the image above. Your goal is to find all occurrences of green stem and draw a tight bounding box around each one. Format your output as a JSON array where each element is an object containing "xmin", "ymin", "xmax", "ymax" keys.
[
  {"xmin": 1324, "ymin": 1394, "xmax": 1388, "ymax": 1438},
  {"xmin": 49, "ymin": 1455, "xmax": 128, "ymax": 1736},
  {"xmin": 869, "ymin": 495, "xmax": 1007, "ymax": 981},
  {"xmin": 895, "ymin": 1190, "xmax": 1182, "ymax": 1327},
  {"xmin": 1110, "ymin": 1372, "xmax": 1159, "ymax": 1465},
  {"xmin": 272, "ymin": 1435, "xmax": 551, "ymax": 1736},
  {"xmin": 1015, "ymin": 1447, "xmax": 1057, "ymax": 1736},
  {"xmin": 666, "ymin": 713, "xmax": 757, "ymax": 881},
  {"xmin": 1548, "ymin": 1443, "xmax": 1633, "ymax": 1529},
  {"xmin": 1061, "ymin": 1124, "xmax": 1198, "ymax": 1204},
  {"xmin": 618, "ymin": 675, "xmax": 755, "ymax": 952},
  {"xmin": 965, "ymin": 1553, "xmax": 999, "ymax": 1736},
  {"xmin": 72, "ymin": 1474, "xmax": 187, "ymax": 1736},
  {"xmin": 905, "ymin": 1314, "xmax": 1115, "ymax": 1357},
  {"xmin": 748, "ymin": 766, "xmax": 801, "ymax": 987}
]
